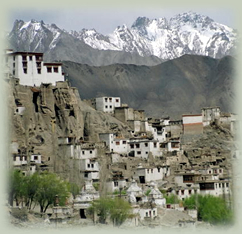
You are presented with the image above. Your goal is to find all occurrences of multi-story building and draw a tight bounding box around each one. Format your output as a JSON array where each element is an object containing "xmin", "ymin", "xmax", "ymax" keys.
[{"xmin": 4, "ymin": 50, "xmax": 65, "ymax": 86}]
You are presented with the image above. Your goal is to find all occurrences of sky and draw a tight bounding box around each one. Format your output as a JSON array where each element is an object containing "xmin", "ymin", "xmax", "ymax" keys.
[{"xmin": 6, "ymin": 6, "xmax": 237, "ymax": 35}]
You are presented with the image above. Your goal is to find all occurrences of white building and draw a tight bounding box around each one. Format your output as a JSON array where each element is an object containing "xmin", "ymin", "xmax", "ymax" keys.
[
  {"xmin": 134, "ymin": 164, "xmax": 169, "ymax": 184},
  {"xmin": 197, "ymin": 180, "xmax": 231, "ymax": 197},
  {"xmin": 30, "ymin": 154, "xmax": 42, "ymax": 164},
  {"xmin": 201, "ymin": 107, "xmax": 221, "ymax": 126},
  {"xmin": 106, "ymin": 179, "xmax": 127, "ymax": 193},
  {"xmin": 5, "ymin": 51, "xmax": 65, "ymax": 86},
  {"xmin": 80, "ymin": 158, "xmax": 99, "ymax": 181},
  {"xmin": 112, "ymin": 137, "xmax": 129, "ymax": 154},
  {"xmin": 128, "ymin": 139, "xmax": 161, "ymax": 159},
  {"xmin": 133, "ymin": 206, "xmax": 157, "ymax": 220},
  {"xmin": 95, "ymin": 97, "xmax": 121, "ymax": 113},
  {"xmin": 13, "ymin": 155, "xmax": 27, "ymax": 166},
  {"xmin": 99, "ymin": 133, "xmax": 115, "ymax": 151}
]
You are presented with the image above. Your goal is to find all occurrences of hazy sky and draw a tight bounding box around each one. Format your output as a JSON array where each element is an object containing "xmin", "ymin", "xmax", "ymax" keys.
[{"xmin": 6, "ymin": 6, "xmax": 236, "ymax": 35}]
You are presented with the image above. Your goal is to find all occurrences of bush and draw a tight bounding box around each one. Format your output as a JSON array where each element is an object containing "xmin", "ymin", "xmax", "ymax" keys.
[
  {"xmin": 183, "ymin": 194, "xmax": 233, "ymax": 225},
  {"xmin": 88, "ymin": 197, "xmax": 133, "ymax": 226},
  {"xmin": 164, "ymin": 193, "xmax": 180, "ymax": 204}
]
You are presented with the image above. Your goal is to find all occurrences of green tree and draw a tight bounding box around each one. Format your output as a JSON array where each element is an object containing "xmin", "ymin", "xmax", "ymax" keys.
[
  {"xmin": 88, "ymin": 197, "xmax": 133, "ymax": 226},
  {"xmin": 8, "ymin": 169, "xmax": 25, "ymax": 206},
  {"xmin": 22, "ymin": 172, "xmax": 40, "ymax": 210},
  {"xmin": 183, "ymin": 194, "xmax": 233, "ymax": 225},
  {"xmin": 34, "ymin": 172, "xmax": 70, "ymax": 213},
  {"xmin": 109, "ymin": 197, "xmax": 133, "ymax": 226},
  {"xmin": 88, "ymin": 197, "xmax": 112, "ymax": 224},
  {"xmin": 68, "ymin": 182, "xmax": 80, "ymax": 199}
]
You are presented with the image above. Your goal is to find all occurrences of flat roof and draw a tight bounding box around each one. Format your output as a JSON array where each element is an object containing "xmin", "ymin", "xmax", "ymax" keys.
[
  {"xmin": 8, "ymin": 51, "xmax": 43, "ymax": 56},
  {"xmin": 44, "ymin": 62, "xmax": 62, "ymax": 66}
]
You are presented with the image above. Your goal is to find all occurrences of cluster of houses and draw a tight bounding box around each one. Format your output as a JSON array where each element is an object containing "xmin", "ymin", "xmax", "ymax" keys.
[{"xmin": 6, "ymin": 50, "xmax": 238, "ymax": 226}]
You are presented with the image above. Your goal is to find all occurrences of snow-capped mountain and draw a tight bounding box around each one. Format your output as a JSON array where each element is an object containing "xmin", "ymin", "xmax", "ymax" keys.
[
  {"xmin": 7, "ymin": 12, "xmax": 237, "ymax": 65},
  {"xmin": 70, "ymin": 12, "xmax": 237, "ymax": 60}
]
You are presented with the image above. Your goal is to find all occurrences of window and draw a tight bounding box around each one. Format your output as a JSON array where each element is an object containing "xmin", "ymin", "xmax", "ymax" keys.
[
  {"xmin": 146, "ymin": 212, "xmax": 148, "ymax": 217},
  {"xmin": 147, "ymin": 169, "xmax": 149, "ymax": 173},
  {"xmin": 37, "ymin": 69, "xmax": 41, "ymax": 74},
  {"xmin": 23, "ymin": 68, "xmax": 27, "ymax": 74},
  {"xmin": 105, "ymin": 105, "xmax": 108, "ymax": 109},
  {"xmin": 84, "ymin": 172, "xmax": 88, "ymax": 178},
  {"xmin": 36, "ymin": 62, "xmax": 41, "ymax": 67},
  {"xmin": 47, "ymin": 67, "xmax": 52, "ymax": 73},
  {"xmin": 116, "ymin": 99, "xmax": 119, "ymax": 102},
  {"xmin": 53, "ymin": 67, "xmax": 58, "ymax": 73},
  {"xmin": 13, "ymin": 63, "xmax": 15, "ymax": 68},
  {"xmin": 151, "ymin": 169, "xmax": 153, "ymax": 173},
  {"xmin": 146, "ymin": 152, "xmax": 148, "ymax": 154},
  {"xmin": 154, "ymin": 143, "xmax": 157, "ymax": 148},
  {"xmin": 109, "ymin": 98, "xmax": 112, "ymax": 101},
  {"xmin": 82, "ymin": 151, "xmax": 85, "ymax": 155},
  {"xmin": 87, "ymin": 164, "xmax": 90, "ymax": 168},
  {"xmin": 36, "ymin": 55, "xmax": 42, "ymax": 61},
  {"xmin": 22, "ymin": 62, "xmax": 27, "ymax": 67},
  {"xmin": 22, "ymin": 55, "xmax": 27, "ymax": 61},
  {"xmin": 153, "ymin": 210, "xmax": 155, "ymax": 215},
  {"xmin": 29, "ymin": 56, "xmax": 32, "ymax": 61},
  {"xmin": 181, "ymin": 190, "xmax": 184, "ymax": 195},
  {"xmin": 114, "ymin": 181, "xmax": 118, "ymax": 187},
  {"xmin": 123, "ymin": 141, "xmax": 126, "ymax": 144},
  {"xmin": 130, "ymin": 144, "xmax": 134, "ymax": 149},
  {"xmin": 137, "ymin": 151, "xmax": 141, "ymax": 155},
  {"xmin": 189, "ymin": 190, "xmax": 191, "ymax": 195},
  {"xmin": 145, "ymin": 143, "xmax": 148, "ymax": 147},
  {"xmin": 176, "ymin": 191, "xmax": 179, "ymax": 195},
  {"xmin": 91, "ymin": 164, "xmax": 94, "ymax": 168},
  {"xmin": 158, "ymin": 168, "xmax": 160, "ymax": 172},
  {"xmin": 135, "ymin": 144, "xmax": 140, "ymax": 148},
  {"xmin": 34, "ymin": 156, "xmax": 38, "ymax": 160},
  {"xmin": 226, "ymin": 183, "xmax": 229, "ymax": 187},
  {"xmin": 90, "ymin": 151, "xmax": 92, "ymax": 154},
  {"xmin": 116, "ymin": 141, "xmax": 120, "ymax": 145},
  {"xmin": 105, "ymin": 98, "xmax": 108, "ymax": 102},
  {"xmin": 109, "ymin": 105, "xmax": 112, "ymax": 108}
]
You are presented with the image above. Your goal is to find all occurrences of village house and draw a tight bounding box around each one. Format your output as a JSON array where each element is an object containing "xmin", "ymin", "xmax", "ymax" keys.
[
  {"xmin": 182, "ymin": 114, "xmax": 203, "ymax": 135},
  {"xmin": 128, "ymin": 138, "xmax": 161, "ymax": 159},
  {"xmin": 94, "ymin": 97, "xmax": 121, "ymax": 113},
  {"xmin": 79, "ymin": 158, "xmax": 100, "ymax": 182},
  {"xmin": 5, "ymin": 50, "xmax": 65, "ymax": 86},
  {"xmin": 106, "ymin": 178, "xmax": 127, "ymax": 193},
  {"xmin": 133, "ymin": 164, "xmax": 170, "ymax": 184},
  {"xmin": 201, "ymin": 106, "xmax": 221, "ymax": 126}
]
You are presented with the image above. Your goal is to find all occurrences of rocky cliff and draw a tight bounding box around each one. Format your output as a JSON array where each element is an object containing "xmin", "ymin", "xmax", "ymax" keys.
[{"xmin": 8, "ymin": 79, "xmax": 131, "ymax": 183}]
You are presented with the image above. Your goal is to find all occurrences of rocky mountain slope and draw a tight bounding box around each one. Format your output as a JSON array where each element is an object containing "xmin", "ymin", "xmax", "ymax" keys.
[
  {"xmin": 7, "ymin": 12, "xmax": 237, "ymax": 66},
  {"xmin": 9, "ymin": 79, "xmax": 131, "ymax": 183},
  {"xmin": 62, "ymin": 54, "xmax": 236, "ymax": 119}
]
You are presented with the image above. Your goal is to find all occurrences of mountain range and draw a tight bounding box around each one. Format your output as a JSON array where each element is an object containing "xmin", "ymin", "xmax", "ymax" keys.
[
  {"xmin": 7, "ymin": 12, "xmax": 237, "ymax": 66},
  {"xmin": 62, "ymin": 55, "xmax": 235, "ymax": 118},
  {"xmin": 6, "ymin": 12, "xmax": 237, "ymax": 117}
]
